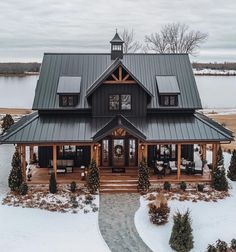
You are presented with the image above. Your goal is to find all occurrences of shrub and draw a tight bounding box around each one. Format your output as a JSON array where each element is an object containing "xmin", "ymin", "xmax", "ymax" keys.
[
  {"xmin": 49, "ymin": 173, "xmax": 57, "ymax": 194},
  {"xmin": 180, "ymin": 181, "xmax": 187, "ymax": 191},
  {"xmin": 163, "ymin": 181, "xmax": 171, "ymax": 191},
  {"xmin": 84, "ymin": 194, "xmax": 94, "ymax": 205},
  {"xmin": 212, "ymin": 166, "xmax": 228, "ymax": 191},
  {"xmin": 197, "ymin": 184, "xmax": 204, "ymax": 192},
  {"xmin": 19, "ymin": 183, "xmax": 28, "ymax": 195},
  {"xmin": 169, "ymin": 210, "xmax": 194, "ymax": 252},
  {"xmin": 206, "ymin": 244, "xmax": 217, "ymax": 252},
  {"xmin": 231, "ymin": 239, "xmax": 236, "ymax": 250},
  {"xmin": 8, "ymin": 148, "xmax": 23, "ymax": 191},
  {"xmin": 215, "ymin": 239, "xmax": 228, "ymax": 252},
  {"xmin": 1, "ymin": 114, "xmax": 14, "ymax": 133},
  {"xmin": 149, "ymin": 203, "xmax": 170, "ymax": 225},
  {"xmin": 227, "ymin": 149, "xmax": 236, "ymax": 181},
  {"xmin": 137, "ymin": 158, "xmax": 150, "ymax": 192},
  {"xmin": 70, "ymin": 181, "xmax": 77, "ymax": 193},
  {"xmin": 87, "ymin": 159, "xmax": 99, "ymax": 194}
]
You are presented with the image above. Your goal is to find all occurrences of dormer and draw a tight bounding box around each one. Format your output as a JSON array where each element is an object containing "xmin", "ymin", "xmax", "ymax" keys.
[
  {"xmin": 156, "ymin": 76, "xmax": 180, "ymax": 107},
  {"xmin": 57, "ymin": 76, "xmax": 81, "ymax": 107},
  {"xmin": 110, "ymin": 31, "xmax": 124, "ymax": 60}
]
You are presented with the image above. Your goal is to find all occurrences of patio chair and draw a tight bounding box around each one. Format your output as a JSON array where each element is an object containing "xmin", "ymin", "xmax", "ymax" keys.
[
  {"xmin": 169, "ymin": 161, "xmax": 177, "ymax": 174},
  {"xmin": 156, "ymin": 161, "xmax": 164, "ymax": 178}
]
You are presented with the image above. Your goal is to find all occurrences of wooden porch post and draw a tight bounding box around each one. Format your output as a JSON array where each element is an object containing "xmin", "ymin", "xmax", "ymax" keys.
[
  {"xmin": 212, "ymin": 143, "xmax": 218, "ymax": 169},
  {"xmin": 53, "ymin": 144, "xmax": 57, "ymax": 179},
  {"xmin": 21, "ymin": 145, "xmax": 26, "ymax": 182},
  {"xmin": 29, "ymin": 145, "xmax": 34, "ymax": 162},
  {"xmin": 143, "ymin": 143, "xmax": 148, "ymax": 161},
  {"xmin": 202, "ymin": 144, "xmax": 207, "ymax": 161},
  {"xmin": 177, "ymin": 144, "xmax": 181, "ymax": 180}
]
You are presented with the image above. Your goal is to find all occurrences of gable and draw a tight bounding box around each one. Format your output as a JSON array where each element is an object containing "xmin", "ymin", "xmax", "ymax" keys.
[{"xmin": 86, "ymin": 59, "xmax": 153, "ymax": 99}]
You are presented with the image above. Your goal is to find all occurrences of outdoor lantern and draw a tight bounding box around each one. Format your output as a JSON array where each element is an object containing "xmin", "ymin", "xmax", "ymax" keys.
[{"xmin": 141, "ymin": 144, "xmax": 145, "ymax": 150}]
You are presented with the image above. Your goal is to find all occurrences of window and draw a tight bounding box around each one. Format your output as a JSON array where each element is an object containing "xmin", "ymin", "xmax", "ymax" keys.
[
  {"xmin": 160, "ymin": 95, "xmax": 177, "ymax": 106},
  {"xmin": 60, "ymin": 95, "xmax": 78, "ymax": 107},
  {"xmin": 121, "ymin": 95, "xmax": 131, "ymax": 110},
  {"xmin": 112, "ymin": 45, "xmax": 122, "ymax": 50},
  {"xmin": 109, "ymin": 94, "xmax": 131, "ymax": 111},
  {"xmin": 109, "ymin": 95, "xmax": 120, "ymax": 110}
]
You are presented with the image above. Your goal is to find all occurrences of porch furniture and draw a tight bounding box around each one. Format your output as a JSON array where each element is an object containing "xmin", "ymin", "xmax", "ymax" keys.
[
  {"xmin": 156, "ymin": 161, "xmax": 165, "ymax": 178},
  {"xmin": 49, "ymin": 159, "xmax": 74, "ymax": 174},
  {"xmin": 169, "ymin": 161, "xmax": 177, "ymax": 174}
]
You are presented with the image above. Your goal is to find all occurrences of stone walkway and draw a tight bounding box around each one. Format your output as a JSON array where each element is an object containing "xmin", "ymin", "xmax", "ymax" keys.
[{"xmin": 99, "ymin": 193, "xmax": 152, "ymax": 252}]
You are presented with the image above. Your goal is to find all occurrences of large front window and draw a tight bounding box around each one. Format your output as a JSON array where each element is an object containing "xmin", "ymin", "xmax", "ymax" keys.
[{"xmin": 109, "ymin": 94, "xmax": 131, "ymax": 111}]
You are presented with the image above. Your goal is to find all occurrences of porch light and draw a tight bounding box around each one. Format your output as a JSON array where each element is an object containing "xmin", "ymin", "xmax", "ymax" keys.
[
  {"xmin": 93, "ymin": 145, "xmax": 97, "ymax": 151},
  {"xmin": 141, "ymin": 144, "xmax": 145, "ymax": 150}
]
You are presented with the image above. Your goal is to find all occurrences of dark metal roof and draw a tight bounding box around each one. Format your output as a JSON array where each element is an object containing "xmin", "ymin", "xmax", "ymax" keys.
[
  {"xmin": 0, "ymin": 113, "xmax": 233, "ymax": 144},
  {"xmin": 93, "ymin": 114, "xmax": 146, "ymax": 141},
  {"xmin": 86, "ymin": 58, "xmax": 153, "ymax": 98},
  {"xmin": 57, "ymin": 76, "xmax": 81, "ymax": 94},
  {"xmin": 33, "ymin": 53, "xmax": 202, "ymax": 110},
  {"xmin": 110, "ymin": 32, "xmax": 124, "ymax": 43},
  {"xmin": 156, "ymin": 76, "xmax": 180, "ymax": 94}
]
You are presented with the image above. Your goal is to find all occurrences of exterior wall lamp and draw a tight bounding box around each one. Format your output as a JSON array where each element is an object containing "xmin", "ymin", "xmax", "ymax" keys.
[
  {"xmin": 141, "ymin": 144, "xmax": 145, "ymax": 150},
  {"xmin": 93, "ymin": 145, "xmax": 97, "ymax": 151}
]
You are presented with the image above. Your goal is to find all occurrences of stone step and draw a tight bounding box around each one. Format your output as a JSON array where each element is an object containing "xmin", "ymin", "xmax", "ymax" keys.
[{"xmin": 100, "ymin": 188, "xmax": 138, "ymax": 193}]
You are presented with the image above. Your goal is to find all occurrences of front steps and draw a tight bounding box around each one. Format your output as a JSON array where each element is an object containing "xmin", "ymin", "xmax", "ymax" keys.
[{"xmin": 100, "ymin": 167, "xmax": 139, "ymax": 193}]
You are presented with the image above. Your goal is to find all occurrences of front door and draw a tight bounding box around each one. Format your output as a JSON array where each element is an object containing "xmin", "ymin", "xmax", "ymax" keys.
[{"xmin": 112, "ymin": 139, "xmax": 125, "ymax": 166}]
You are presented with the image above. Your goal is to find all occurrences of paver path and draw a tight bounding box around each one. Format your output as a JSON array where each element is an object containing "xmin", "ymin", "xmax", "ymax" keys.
[{"xmin": 99, "ymin": 193, "xmax": 152, "ymax": 252}]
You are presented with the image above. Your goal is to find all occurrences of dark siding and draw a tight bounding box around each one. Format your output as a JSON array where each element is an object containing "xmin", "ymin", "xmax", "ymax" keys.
[
  {"xmin": 92, "ymin": 84, "xmax": 147, "ymax": 117},
  {"xmin": 38, "ymin": 146, "xmax": 53, "ymax": 167},
  {"xmin": 181, "ymin": 145, "xmax": 194, "ymax": 161}
]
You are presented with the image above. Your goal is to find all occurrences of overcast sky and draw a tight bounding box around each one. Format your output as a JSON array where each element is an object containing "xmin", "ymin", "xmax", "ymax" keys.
[{"xmin": 0, "ymin": 0, "xmax": 235, "ymax": 62}]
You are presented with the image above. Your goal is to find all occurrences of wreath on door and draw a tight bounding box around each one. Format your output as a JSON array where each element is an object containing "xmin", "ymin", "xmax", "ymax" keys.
[{"xmin": 114, "ymin": 145, "xmax": 124, "ymax": 157}]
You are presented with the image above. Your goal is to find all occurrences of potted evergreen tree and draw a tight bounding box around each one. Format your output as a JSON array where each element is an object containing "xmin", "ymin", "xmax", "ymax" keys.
[
  {"xmin": 87, "ymin": 159, "xmax": 99, "ymax": 194},
  {"xmin": 227, "ymin": 149, "xmax": 236, "ymax": 181}
]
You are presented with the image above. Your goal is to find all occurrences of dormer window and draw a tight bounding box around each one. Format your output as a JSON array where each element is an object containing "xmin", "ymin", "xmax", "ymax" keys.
[
  {"xmin": 160, "ymin": 95, "xmax": 178, "ymax": 106},
  {"xmin": 156, "ymin": 76, "xmax": 180, "ymax": 107},
  {"xmin": 57, "ymin": 76, "xmax": 81, "ymax": 107},
  {"xmin": 60, "ymin": 95, "xmax": 78, "ymax": 107}
]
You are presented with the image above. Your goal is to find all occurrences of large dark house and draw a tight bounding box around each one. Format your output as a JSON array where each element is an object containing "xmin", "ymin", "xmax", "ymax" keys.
[{"xmin": 0, "ymin": 32, "xmax": 234, "ymax": 191}]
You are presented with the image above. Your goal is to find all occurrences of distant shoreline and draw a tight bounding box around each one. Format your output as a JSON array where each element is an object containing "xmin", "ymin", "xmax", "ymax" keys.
[
  {"xmin": 0, "ymin": 72, "xmax": 39, "ymax": 77},
  {"xmin": 0, "ymin": 108, "xmax": 32, "ymax": 115}
]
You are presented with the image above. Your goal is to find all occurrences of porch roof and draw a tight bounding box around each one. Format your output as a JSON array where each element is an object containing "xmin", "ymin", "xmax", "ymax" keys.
[{"xmin": 0, "ymin": 112, "xmax": 233, "ymax": 144}]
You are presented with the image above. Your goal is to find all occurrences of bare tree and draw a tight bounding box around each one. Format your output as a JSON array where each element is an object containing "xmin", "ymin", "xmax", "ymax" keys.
[
  {"xmin": 145, "ymin": 23, "xmax": 208, "ymax": 55},
  {"xmin": 121, "ymin": 29, "xmax": 142, "ymax": 53}
]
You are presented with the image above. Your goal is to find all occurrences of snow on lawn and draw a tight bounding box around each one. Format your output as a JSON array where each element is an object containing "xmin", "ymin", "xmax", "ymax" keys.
[
  {"xmin": 0, "ymin": 194, "xmax": 110, "ymax": 252},
  {"xmin": 135, "ymin": 152, "xmax": 236, "ymax": 252}
]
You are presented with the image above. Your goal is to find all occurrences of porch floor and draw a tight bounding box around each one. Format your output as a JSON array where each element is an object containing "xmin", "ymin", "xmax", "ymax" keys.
[{"xmin": 28, "ymin": 166, "xmax": 211, "ymax": 185}]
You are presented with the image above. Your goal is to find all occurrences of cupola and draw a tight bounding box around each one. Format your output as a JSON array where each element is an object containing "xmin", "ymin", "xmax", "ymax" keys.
[{"xmin": 110, "ymin": 31, "xmax": 124, "ymax": 60}]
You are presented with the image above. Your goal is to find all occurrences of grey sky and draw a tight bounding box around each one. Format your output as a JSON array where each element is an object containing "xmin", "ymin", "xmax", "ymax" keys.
[{"xmin": 0, "ymin": 0, "xmax": 235, "ymax": 62}]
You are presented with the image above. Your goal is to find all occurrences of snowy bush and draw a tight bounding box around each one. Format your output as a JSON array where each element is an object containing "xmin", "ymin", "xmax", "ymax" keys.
[
  {"xmin": 149, "ymin": 203, "xmax": 170, "ymax": 225},
  {"xmin": 163, "ymin": 181, "xmax": 171, "ymax": 191},
  {"xmin": 206, "ymin": 239, "xmax": 236, "ymax": 252},
  {"xmin": 49, "ymin": 173, "xmax": 57, "ymax": 194},
  {"xmin": 180, "ymin": 181, "xmax": 187, "ymax": 191},
  {"xmin": 70, "ymin": 181, "xmax": 77, "ymax": 193},
  {"xmin": 169, "ymin": 210, "xmax": 194, "ymax": 252},
  {"xmin": 19, "ymin": 183, "xmax": 28, "ymax": 195},
  {"xmin": 227, "ymin": 149, "xmax": 236, "ymax": 181},
  {"xmin": 137, "ymin": 158, "xmax": 150, "ymax": 192},
  {"xmin": 8, "ymin": 148, "xmax": 23, "ymax": 192}
]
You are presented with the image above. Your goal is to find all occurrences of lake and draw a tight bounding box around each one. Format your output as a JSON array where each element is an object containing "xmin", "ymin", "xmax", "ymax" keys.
[{"xmin": 0, "ymin": 75, "xmax": 235, "ymax": 109}]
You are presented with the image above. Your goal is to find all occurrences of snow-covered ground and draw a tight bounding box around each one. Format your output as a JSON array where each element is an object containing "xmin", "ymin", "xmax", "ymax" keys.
[
  {"xmin": 0, "ymin": 193, "xmax": 110, "ymax": 252},
  {"xmin": 193, "ymin": 68, "xmax": 236, "ymax": 75},
  {"xmin": 0, "ymin": 144, "xmax": 109, "ymax": 252},
  {"xmin": 135, "ymin": 152, "xmax": 236, "ymax": 252}
]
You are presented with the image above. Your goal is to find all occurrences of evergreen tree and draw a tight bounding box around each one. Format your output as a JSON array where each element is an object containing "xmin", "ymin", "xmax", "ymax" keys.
[
  {"xmin": 1, "ymin": 114, "xmax": 14, "ymax": 134},
  {"xmin": 169, "ymin": 210, "xmax": 194, "ymax": 252},
  {"xmin": 8, "ymin": 148, "xmax": 23, "ymax": 191},
  {"xmin": 227, "ymin": 149, "xmax": 236, "ymax": 181},
  {"xmin": 87, "ymin": 159, "xmax": 99, "ymax": 194},
  {"xmin": 212, "ymin": 146, "xmax": 228, "ymax": 191},
  {"xmin": 216, "ymin": 146, "xmax": 224, "ymax": 168},
  {"xmin": 49, "ymin": 173, "xmax": 57, "ymax": 193},
  {"xmin": 137, "ymin": 158, "xmax": 150, "ymax": 192}
]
